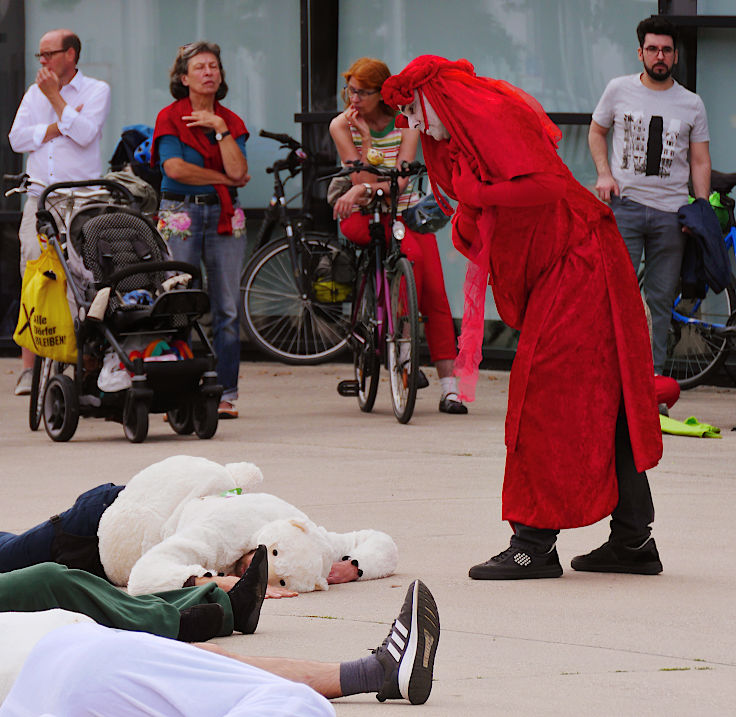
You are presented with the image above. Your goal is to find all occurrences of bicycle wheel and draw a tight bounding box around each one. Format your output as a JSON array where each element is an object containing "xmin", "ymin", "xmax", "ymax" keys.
[
  {"xmin": 663, "ymin": 279, "xmax": 736, "ymax": 389},
  {"xmin": 29, "ymin": 356, "xmax": 55, "ymax": 431},
  {"xmin": 352, "ymin": 271, "xmax": 380, "ymax": 412},
  {"xmin": 241, "ymin": 235, "xmax": 351, "ymax": 364},
  {"xmin": 387, "ymin": 257, "xmax": 419, "ymax": 424}
]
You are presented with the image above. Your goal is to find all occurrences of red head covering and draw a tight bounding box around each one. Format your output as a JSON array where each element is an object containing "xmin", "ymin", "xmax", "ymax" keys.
[{"xmin": 383, "ymin": 56, "xmax": 561, "ymax": 205}]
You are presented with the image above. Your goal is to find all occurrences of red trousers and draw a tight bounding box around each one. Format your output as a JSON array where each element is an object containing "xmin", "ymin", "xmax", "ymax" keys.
[{"xmin": 340, "ymin": 213, "xmax": 457, "ymax": 361}]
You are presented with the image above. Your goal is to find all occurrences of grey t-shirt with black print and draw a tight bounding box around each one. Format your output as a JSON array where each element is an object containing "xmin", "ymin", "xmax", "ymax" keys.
[{"xmin": 592, "ymin": 73, "xmax": 709, "ymax": 213}]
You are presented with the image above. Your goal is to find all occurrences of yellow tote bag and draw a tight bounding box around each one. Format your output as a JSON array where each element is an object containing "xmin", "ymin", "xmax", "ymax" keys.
[{"xmin": 13, "ymin": 246, "xmax": 77, "ymax": 363}]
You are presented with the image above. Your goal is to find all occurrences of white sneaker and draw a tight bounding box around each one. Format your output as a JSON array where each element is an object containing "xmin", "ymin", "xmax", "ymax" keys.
[{"xmin": 14, "ymin": 368, "xmax": 33, "ymax": 396}]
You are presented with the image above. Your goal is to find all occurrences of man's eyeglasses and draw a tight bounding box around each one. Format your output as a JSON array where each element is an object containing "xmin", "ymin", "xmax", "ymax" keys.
[
  {"xmin": 34, "ymin": 48, "xmax": 67, "ymax": 60},
  {"xmin": 643, "ymin": 45, "xmax": 674, "ymax": 57},
  {"xmin": 344, "ymin": 86, "xmax": 379, "ymax": 100}
]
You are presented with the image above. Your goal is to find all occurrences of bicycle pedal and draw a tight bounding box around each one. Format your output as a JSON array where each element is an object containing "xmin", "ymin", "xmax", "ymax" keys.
[{"xmin": 337, "ymin": 380, "xmax": 359, "ymax": 397}]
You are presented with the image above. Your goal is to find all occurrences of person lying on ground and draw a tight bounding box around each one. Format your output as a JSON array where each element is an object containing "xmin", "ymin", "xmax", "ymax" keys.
[
  {"xmin": 0, "ymin": 456, "xmax": 398, "ymax": 595},
  {"xmin": 0, "ymin": 579, "xmax": 440, "ymax": 714},
  {"xmin": 0, "ymin": 546, "xmax": 270, "ymax": 644}
]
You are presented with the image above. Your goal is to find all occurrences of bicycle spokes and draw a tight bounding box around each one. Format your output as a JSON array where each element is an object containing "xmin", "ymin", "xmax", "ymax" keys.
[{"xmin": 664, "ymin": 288, "xmax": 735, "ymax": 388}]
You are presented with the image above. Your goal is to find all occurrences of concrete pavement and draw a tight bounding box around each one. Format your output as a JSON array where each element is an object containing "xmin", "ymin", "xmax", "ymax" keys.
[{"xmin": 1, "ymin": 357, "xmax": 735, "ymax": 715}]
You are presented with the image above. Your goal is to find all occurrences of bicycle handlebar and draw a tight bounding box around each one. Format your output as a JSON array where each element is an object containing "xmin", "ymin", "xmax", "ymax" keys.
[
  {"xmin": 38, "ymin": 179, "xmax": 135, "ymax": 212},
  {"xmin": 324, "ymin": 159, "xmax": 426, "ymax": 182},
  {"xmin": 2, "ymin": 172, "xmax": 28, "ymax": 185},
  {"xmin": 259, "ymin": 128, "xmax": 301, "ymax": 150}
]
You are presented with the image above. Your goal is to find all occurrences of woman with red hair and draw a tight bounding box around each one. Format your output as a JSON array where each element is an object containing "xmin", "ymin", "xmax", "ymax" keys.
[
  {"xmin": 383, "ymin": 56, "xmax": 663, "ymax": 579},
  {"xmin": 330, "ymin": 57, "xmax": 466, "ymax": 414}
]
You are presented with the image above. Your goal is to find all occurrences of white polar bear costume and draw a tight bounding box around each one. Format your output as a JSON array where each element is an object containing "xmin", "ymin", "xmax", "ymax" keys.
[{"xmin": 97, "ymin": 456, "xmax": 398, "ymax": 595}]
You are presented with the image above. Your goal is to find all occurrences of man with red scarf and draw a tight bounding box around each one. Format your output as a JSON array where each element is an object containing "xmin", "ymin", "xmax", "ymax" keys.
[{"xmin": 382, "ymin": 56, "xmax": 664, "ymax": 579}]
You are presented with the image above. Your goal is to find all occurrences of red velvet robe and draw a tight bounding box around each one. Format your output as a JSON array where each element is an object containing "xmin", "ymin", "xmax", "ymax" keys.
[{"xmin": 384, "ymin": 56, "xmax": 662, "ymax": 529}]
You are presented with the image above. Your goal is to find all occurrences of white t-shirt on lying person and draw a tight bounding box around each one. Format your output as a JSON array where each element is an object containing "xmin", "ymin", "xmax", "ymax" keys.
[{"xmin": 0, "ymin": 622, "xmax": 334, "ymax": 717}]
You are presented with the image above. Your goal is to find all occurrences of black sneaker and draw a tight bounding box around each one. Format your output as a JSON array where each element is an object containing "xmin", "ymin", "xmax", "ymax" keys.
[
  {"xmin": 571, "ymin": 538, "xmax": 662, "ymax": 575},
  {"xmin": 375, "ymin": 579, "xmax": 440, "ymax": 705},
  {"xmin": 228, "ymin": 544, "xmax": 268, "ymax": 634},
  {"xmin": 177, "ymin": 603, "xmax": 225, "ymax": 642},
  {"xmin": 468, "ymin": 545, "xmax": 563, "ymax": 580}
]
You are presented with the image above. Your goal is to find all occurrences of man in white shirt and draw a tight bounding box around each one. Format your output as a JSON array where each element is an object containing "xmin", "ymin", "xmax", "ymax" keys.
[{"xmin": 8, "ymin": 28, "xmax": 111, "ymax": 395}]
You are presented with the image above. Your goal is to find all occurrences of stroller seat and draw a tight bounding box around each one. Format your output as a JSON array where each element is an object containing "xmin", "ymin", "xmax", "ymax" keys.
[
  {"xmin": 78, "ymin": 211, "xmax": 169, "ymax": 311},
  {"xmin": 77, "ymin": 211, "xmax": 210, "ymax": 328}
]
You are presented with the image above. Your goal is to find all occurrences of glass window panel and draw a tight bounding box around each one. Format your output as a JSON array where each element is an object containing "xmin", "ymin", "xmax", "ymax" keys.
[
  {"xmin": 696, "ymin": 28, "xmax": 736, "ymax": 176},
  {"xmin": 24, "ymin": 0, "xmax": 302, "ymax": 206}
]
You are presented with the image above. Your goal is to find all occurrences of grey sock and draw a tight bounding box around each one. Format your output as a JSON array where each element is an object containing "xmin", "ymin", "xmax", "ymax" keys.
[{"xmin": 339, "ymin": 654, "xmax": 384, "ymax": 696}]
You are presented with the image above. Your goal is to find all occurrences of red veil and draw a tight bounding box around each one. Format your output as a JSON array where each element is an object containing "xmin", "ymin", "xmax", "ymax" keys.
[
  {"xmin": 383, "ymin": 55, "xmax": 561, "ymax": 207},
  {"xmin": 383, "ymin": 56, "xmax": 563, "ymax": 399}
]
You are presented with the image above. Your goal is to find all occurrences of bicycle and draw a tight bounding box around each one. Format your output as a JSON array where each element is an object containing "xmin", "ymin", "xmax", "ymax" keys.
[
  {"xmin": 653, "ymin": 170, "xmax": 736, "ymax": 388},
  {"xmin": 4, "ymin": 173, "xmax": 134, "ymax": 432},
  {"xmin": 335, "ymin": 159, "xmax": 424, "ymax": 424},
  {"xmin": 239, "ymin": 130, "xmax": 354, "ymax": 364}
]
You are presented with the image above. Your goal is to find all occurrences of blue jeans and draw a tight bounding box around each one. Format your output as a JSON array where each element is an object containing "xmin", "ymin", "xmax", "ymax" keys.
[
  {"xmin": 0, "ymin": 484, "xmax": 124, "ymax": 573},
  {"xmin": 160, "ymin": 198, "xmax": 246, "ymax": 401},
  {"xmin": 610, "ymin": 196, "xmax": 685, "ymax": 374}
]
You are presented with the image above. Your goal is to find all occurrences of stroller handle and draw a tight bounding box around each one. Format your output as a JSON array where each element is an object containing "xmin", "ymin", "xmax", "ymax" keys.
[{"xmin": 38, "ymin": 179, "xmax": 136, "ymax": 212}]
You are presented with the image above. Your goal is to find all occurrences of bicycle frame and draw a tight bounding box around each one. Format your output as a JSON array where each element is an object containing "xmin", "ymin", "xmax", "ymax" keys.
[
  {"xmin": 671, "ymin": 227, "xmax": 736, "ymax": 329},
  {"xmin": 336, "ymin": 159, "xmax": 423, "ymax": 422},
  {"xmin": 351, "ymin": 201, "xmax": 400, "ymax": 362}
]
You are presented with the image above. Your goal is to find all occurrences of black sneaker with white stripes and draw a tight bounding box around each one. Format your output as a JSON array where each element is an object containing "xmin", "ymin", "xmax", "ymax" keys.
[
  {"xmin": 374, "ymin": 579, "xmax": 440, "ymax": 705},
  {"xmin": 468, "ymin": 545, "xmax": 563, "ymax": 580}
]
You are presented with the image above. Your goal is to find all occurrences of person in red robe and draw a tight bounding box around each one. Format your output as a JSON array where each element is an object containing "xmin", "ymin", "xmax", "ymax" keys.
[{"xmin": 382, "ymin": 56, "xmax": 664, "ymax": 579}]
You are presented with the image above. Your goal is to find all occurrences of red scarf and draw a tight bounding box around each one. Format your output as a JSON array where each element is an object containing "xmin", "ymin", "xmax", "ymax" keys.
[{"xmin": 152, "ymin": 97, "xmax": 248, "ymax": 234}]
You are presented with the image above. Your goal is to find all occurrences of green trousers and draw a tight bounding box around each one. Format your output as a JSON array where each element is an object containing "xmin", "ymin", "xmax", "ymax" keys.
[{"xmin": 0, "ymin": 563, "xmax": 234, "ymax": 638}]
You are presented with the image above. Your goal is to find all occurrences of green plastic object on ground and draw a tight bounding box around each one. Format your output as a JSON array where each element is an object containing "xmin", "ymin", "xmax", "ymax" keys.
[{"xmin": 660, "ymin": 415, "xmax": 722, "ymax": 438}]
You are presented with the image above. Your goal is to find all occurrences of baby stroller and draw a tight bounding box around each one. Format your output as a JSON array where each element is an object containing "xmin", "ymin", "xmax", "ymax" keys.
[{"xmin": 31, "ymin": 178, "xmax": 222, "ymax": 442}]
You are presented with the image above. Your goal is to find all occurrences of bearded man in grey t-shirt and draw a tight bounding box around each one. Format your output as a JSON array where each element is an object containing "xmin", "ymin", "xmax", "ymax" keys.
[{"xmin": 588, "ymin": 15, "xmax": 711, "ymax": 391}]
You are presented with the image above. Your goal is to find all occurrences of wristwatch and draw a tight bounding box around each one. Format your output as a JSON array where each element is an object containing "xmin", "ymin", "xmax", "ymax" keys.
[
  {"xmin": 215, "ymin": 130, "xmax": 231, "ymax": 142},
  {"xmin": 363, "ymin": 183, "xmax": 372, "ymax": 198}
]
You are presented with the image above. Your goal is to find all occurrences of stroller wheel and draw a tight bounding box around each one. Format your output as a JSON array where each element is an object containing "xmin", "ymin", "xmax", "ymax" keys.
[
  {"xmin": 167, "ymin": 402, "xmax": 194, "ymax": 435},
  {"xmin": 193, "ymin": 395, "xmax": 219, "ymax": 439},
  {"xmin": 43, "ymin": 374, "xmax": 79, "ymax": 442},
  {"xmin": 123, "ymin": 397, "xmax": 149, "ymax": 443}
]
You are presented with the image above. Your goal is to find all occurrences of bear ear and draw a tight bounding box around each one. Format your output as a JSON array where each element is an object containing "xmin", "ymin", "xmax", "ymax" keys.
[
  {"xmin": 288, "ymin": 518, "xmax": 309, "ymax": 533},
  {"xmin": 224, "ymin": 462, "xmax": 263, "ymax": 491}
]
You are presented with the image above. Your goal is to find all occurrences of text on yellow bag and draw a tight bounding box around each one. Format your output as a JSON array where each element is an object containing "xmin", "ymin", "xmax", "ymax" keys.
[{"xmin": 13, "ymin": 246, "xmax": 77, "ymax": 363}]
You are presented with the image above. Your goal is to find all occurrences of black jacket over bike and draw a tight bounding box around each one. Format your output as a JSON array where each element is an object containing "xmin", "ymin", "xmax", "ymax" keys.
[{"xmin": 678, "ymin": 198, "xmax": 731, "ymax": 298}]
